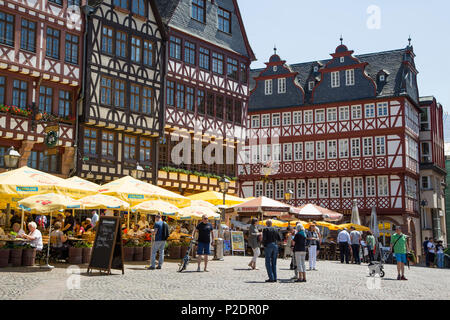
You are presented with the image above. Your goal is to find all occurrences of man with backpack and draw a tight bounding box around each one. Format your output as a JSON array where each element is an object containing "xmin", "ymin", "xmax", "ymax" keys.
[
  {"xmin": 391, "ymin": 226, "xmax": 409, "ymax": 280},
  {"xmin": 147, "ymin": 213, "xmax": 169, "ymax": 270}
]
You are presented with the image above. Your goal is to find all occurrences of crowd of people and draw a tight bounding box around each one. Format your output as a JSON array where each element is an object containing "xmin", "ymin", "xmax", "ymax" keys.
[{"xmin": 423, "ymin": 237, "xmax": 446, "ymax": 268}]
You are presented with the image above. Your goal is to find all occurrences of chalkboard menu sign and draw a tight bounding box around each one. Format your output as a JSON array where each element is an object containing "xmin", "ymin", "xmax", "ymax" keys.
[{"xmin": 88, "ymin": 216, "xmax": 124, "ymax": 275}]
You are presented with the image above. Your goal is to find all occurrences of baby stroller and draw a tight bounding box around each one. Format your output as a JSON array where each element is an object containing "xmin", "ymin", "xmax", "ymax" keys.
[
  {"xmin": 367, "ymin": 243, "xmax": 388, "ymax": 278},
  {"xmin": 178, "ymin": 237, "xmax": 197, "ymax": 272}
]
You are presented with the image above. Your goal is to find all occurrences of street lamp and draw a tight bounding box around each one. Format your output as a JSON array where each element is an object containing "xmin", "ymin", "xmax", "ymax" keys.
[
  {"xmin": 214, "ymin": 176, "xmax": 230, "ymax": 261},
  {"xmin": 132, "ymin": 162, "xmax": 144, "ymax": 180},
  {"xmin": 4, "ymin": 146, "xmax": 20, "ymax": 170},
  {"xmin": 284, "ymin": 189, "xmax": 293, "ymax": 204}
]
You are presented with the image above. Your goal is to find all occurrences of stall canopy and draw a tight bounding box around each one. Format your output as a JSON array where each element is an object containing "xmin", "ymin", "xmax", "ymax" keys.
[
  {"xmin": 290, "ymin": 203, "xmax": 343, "ymax": 221},
  {"xmin": 226, "ymin": 196, "xmax": 291, "ymax": 218},
  {"xmin": 98, "ymin": 176, "xmax": 190, "ymax": 207},
  {"xmin": 315, "ymin": 221, "xmax": 341, "ymax": 231},
  {"xmin": 18, "ymin": 193, "xmax": 82, "ymax": 214},
  {"xmin": 131, "ymin": 200, "xmax": 179, "ymax": 216},
  {"xmin": 188, "ymin": 191, "xmax": 245, "ymax": 206},
  {"xmin": 176, "ymin": 206, "xmax": 220, "ymax": 220},
  {"xmin": 79, "ymin": 194, "xmax": 130, "ymax": 210},
  {"xmin": 64, "ymin": 176, "xmax": 100, "ymax": 192},
  {"xmin": 257, "ymin": 219, "xmax": 310, "ymax": 229},
  {"xmin": 337, "ymin": 223, "xmax": 370, "ymax": 232},
  {"xmin": 189, "ymin": 199, "xmax": 217, "ymax": 209}
]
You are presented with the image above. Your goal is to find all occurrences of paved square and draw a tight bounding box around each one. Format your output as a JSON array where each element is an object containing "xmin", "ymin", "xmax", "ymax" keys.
[{"xmin": 0, "ymin": 256, "xmax": 448, "ymax": 300}]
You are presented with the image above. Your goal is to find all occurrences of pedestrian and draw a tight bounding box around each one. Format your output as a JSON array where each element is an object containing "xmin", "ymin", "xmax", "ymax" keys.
[
  {"xmin": 61, "ymin": 210, "xmax": 75, "ymax": 234},
  {"xmin": 350, "ymin": 226, "xmax": 362, "ymax": 264},
  {"xmin": 423, "ymin": 237, "xmax": 429, "ymax": 267},
  {"xmin": 306, "ymin": 224, "xmax": 319, "ymax": 271},
  {"xmin": 262, "ymin": 219, "xmax": 281, "ymax": 282},
  {"xmin": 194, "ymin": 214, "xmax": 214, "ymax": 272},
  {"xmin": 314, "ymin": 224, "xmax": 322, "ymax": 259},
  {"xmin": 436, "ymin": 241, "xmax": 445, "ymax": 268},
  {"xmin": 427, "ymin": 238, "xmax": 436, "ymax": 268},
  {"xmin": 366, "ymin": 231, "xmax": 376, "ymax": 262},
  {"xmin": 337, "ymin": 228, "xmax": 351, "ymax": 264},
  {"xmin": 391, "ymin": 226, "xmax": 409, "ymax": 280},
  {"xmin": 292, "ymin": 223, "xmax": 307, "ymax": 282},
  {"xmin": 247, "ymin": 218, "xmax": 262, "ymax": 270},
  {"xmin": 147, "ymin": 213, "xmax": 169, "ymax": 270},
  {"xmin": 91, "ymin": 210, "xmax": 99, "ymax": 227}
]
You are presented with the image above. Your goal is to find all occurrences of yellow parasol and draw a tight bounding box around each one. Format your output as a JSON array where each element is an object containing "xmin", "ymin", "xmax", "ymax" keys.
[
  {"xmin": 337, "ymin": 223, "xmax": 371, "ymax": 232},
  {"xmin": 187, "ymin": 191, "xmax": 245, "ymax": 206},
  {"xmin": 79, "ymin": 194, "xmax": 130, "ymax": 210},
  {"xmin": 175, "ymin": 206, "xmax": 220, "ymax": 221},
  {"xmin": 64, "ymin": 176, "xmax": 100, "ymax": 192},
  {"xmin": 189, "ymin": 199, "xmax": 217, "ymax": 209},
  {"xmin": 131, "ymin": 200, "xmax": 179, "ymax": 216},
  {"xmin": 315, "ymin": 221, "xmax": 341, "ymax": 231},
  {"xmin": 18, "ymin": 193, "xmax": 82, "ymax": 214}
]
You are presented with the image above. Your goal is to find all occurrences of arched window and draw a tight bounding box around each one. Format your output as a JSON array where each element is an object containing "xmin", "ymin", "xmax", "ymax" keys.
[{"xmin": 132, "ymin": 0, "xmax": 145, "ymax": 16}]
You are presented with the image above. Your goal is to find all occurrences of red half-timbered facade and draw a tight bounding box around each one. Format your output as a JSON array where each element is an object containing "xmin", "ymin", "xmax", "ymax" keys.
[
  {"xmin": 239, "ymin": 42, "xmax": 424, "ymax": 251},
  {"xmin": 0, "ymin": 0, "xmax": 83, "ymax": 176}
]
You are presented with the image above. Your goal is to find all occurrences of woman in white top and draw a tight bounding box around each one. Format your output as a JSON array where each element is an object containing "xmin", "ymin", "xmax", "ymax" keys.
[
  {"xmin": 20, "ymin": 222, "xmax": 43, "ymax": 251},
  {"xmin": 137, "ymin": 215, "xmax": 149, "ymax": 230}
]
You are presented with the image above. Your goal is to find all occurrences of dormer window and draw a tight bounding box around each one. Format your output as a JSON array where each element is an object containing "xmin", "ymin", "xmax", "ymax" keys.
[
  {"xmin": 192, "ymin": 0, "xmax": 206, "ymax": 23},
  {"xmin": 308, "ymin": 81, "xmax": 315, "ymax": 91},
  {"xmin": 265, "ymin": 79, "xmax": 273, "ymax": 95},
  {"xmin": 345, "ymin": 69, "xmax": 355, "ymax": 86},
  {"xmin": 278, "ymin": 78, "xmax": 286, "ymax": 94},
  {"xmin": 218, "ymin": 7, "xmax": 232, "ymax": 34},
  {"xmin": 273, "ymin": 66, "xmax": 277, "ymax": 72},
  {"xmin": 340, "ymin": 57, "xmax": 345, "ymax": 63},
  {"xmin": 331, "ymin": 71, "xmax": 340, "ymax": 88}
]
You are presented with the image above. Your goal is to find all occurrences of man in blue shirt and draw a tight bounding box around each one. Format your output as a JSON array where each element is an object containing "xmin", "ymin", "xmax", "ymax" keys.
[{"xmin": 148, "ymin": 213, "xmax": 169, "ymax": 270}]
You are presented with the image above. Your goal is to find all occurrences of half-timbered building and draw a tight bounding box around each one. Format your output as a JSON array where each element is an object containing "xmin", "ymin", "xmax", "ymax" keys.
[
  {"xmin": 239, "ymin": 41, "xmax": 424, "ymax": 251},
  {"xmin": 154, "ymin": 0, "xmax": 255, "ymax": 195},
  {"xmin": 0, "ymin": 0, "xmax": 83, "ymax": 176},
  {"xmin": 77, "ymin": 0, "xmax": 167, "ymax": 184}
]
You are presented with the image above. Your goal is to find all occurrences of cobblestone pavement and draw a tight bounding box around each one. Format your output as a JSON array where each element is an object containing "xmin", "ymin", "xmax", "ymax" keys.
[{"xmin": 0, "ymin": 256, "xmax": 449, "ymax": 300}]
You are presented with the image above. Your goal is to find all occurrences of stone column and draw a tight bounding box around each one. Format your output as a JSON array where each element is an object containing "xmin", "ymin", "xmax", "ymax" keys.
[
  {"xmin": 18, "ymin": 140, "xmax": 36, "ymax": 167},
  {"xmin": 61, "ymin": 146, "xmax": 75, "ymax": 177}
]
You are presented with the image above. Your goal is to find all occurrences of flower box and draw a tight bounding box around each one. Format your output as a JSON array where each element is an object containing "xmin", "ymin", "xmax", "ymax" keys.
[
  {"xmin": 169, "ymin": 172, "xmax": 178, "ymax": 180},
  {"xmin": 189, "ymin": 175, "xmax": 198, "ymax": 183},
  {"xmin": 179, "ymin": 173, "xmax": 188, "ymax": 182},
  {"xmin": 200, "ymin": 177, "xmax": 208, "ymax": 184},
  {"xmin": 158, "ymin": 171, "xmax": 168, "ymax": 180}
]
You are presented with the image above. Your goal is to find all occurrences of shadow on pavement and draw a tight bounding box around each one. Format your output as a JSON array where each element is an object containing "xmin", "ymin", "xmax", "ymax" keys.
[{"xmin": 0, "ymin": 267, "xmax": 53, "ymax": 273}]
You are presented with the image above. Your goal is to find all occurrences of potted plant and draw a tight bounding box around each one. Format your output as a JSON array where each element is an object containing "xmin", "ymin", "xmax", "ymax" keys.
[
  {"xmin": 168, "ymin": 241, "xmax": 181, "ymax": 259},
  {"xmin": 142, "ymin": 241, "xmax": 152, "ymax": 261},
  {"xmin": 0, "ymin": 246, "xmax": 10, "ymax": 268},
  {"xmin": 82, "ymin": 242, "xmax": 93, "ymax": 264},
  {"xmin": 68, "ymin": 241, "xmax": 84, "ymax": 265},
  {"xmin": 123, "ymin": 239, "xmax": 136, "ymax": 262},
  {"xmin": 133, "ymin": 242, "xmax": 144, "ymax": 261},
  {"xmin": 21, "ymin": 243, "xmax": 37, "ymax": 266},
  {"xmin": 10, "ymin": 244, "xmax": 23, "ymax": 267}
]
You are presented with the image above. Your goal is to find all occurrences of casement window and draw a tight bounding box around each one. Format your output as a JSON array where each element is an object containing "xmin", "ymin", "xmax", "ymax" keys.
[
  {"xmin": 286, "ymin": 180, "xmax": 295, "ymax": 196},
  {"xmin": 123, "ymin": 135, "xmax": 137, "ymax": 160},
  {"xmin": 176, "ymin": 83, "xmax": 185, "ymax": 109},
  {"xmin": 0, "ymin": 76, "xmax": 6, "ymax": 105},
  {"xmin": 166, "ymin": 81, "xmax": 175, "ymax": 106},
  {"xmin": 272, "ymin": 144, "xmax": 281, "ymax": 162},
  {"xmin": 113, "ymin": 0, "xmax": 127, "ymax": 10},
  {"xmin": 261, "ymin": 114, "xmax": 270, "ymax": 127},
  {"xmin": 364, "ymin": 103, "xmax": 375, "ymax": 118},
  {"xmin": 58, "ymin": 90, "xmax": 71, "ymax": 117},
  {"xmin": 345, "ymin": 69, "xmax": 355, "ymax": 86},
  {"xmin": 282, "ymin": 112, "xmax": 291, "ymax": 126},
  {"xmin": 327, "ymin": 108, "xmax": 337, "ymax": 121},
  {"xmin": 251, "ymin": 115, "xmax": 260, "ymax": 128},
  {"xmin": 255, "ymin": 181, "xmax": 263, "ymax": 197},
  {"xmin": 331, "ymin": 71, "xmax": 340, "ymax": 88},
  {"xmin": 339, "ymin": 106, "xmax": 349, "ymax": 120},
  {"xmin": 315, "ymin": 109, "xmax": 325, "ymax": 123},
  {"xmin": 83, "ymin": 128, "xmax": 97, "ymax": 155},
  {"xmin": 264, "ymin": 79, "xmax": 273, "ymax": 95},
  {"xmin": 169, "ymin": 36, "xmax": 181, "ymax": 60},
  {"xmin": 251, "ymin": 145, "xmax": 260, "ymax": 164},
  {"xmin": 218, "ymin": 7, "xmax": 231, "ymax": 33},
  {"xmin": 131, "ymin": 0, "xmax": 145, "ymax": 16},
  {"xmin": 296, "ymin": 180, "xmax": 306, "ymax": 199},
  {"xmin": 308, "ymin": 179, "xmax": 317, "ymax": 199},
  {"xmin": 319, "ymin": 179, "xmax": 328, "ymax": 198},
  {"xmin": 100, "ymin": 77, "xmax": 112, "ymax": 105},
  {"xmin": 191, "ymin": 0, "xmax": 206, "ymax": 23},
  {"xmin": 216, "ymin": 95, "xmax": 224, "ymax": 119},
  {"xmin": 130, "ymin": 84, "xmax": 141, "ymax": 112},
  {"xmin": 353, "ymin": 177, "xmax": 364, "ymax": 197},
  {"xmin": 316, "ymin": 141, "xmax": 325, "ymax": 160},
  {"xmin": 327, "ymin": 140, "xmax": 337, "ymax": 159},
  {"xmin": 184, "ymin": 41, "xmax": 196, "ymax": 65},
  {"xmin": 38, "ymin": 86, "xmax": 53, "ymax": 114},
  {"xmin": 234, "ymin": 101, "xmax": 242, "ymax": 124},
  {"xmin": 421, "ymin": 142, "xmax": 431, "ymax": 162},
  {"xmin": 305, "ymin": 142, "xmax": 314, "ymax": 160},
  {"xmin": 240, "ymin": 63, "xmax": 247, "ymax": 83},
  {"xmin": 46, "ymin": 27, "xmax": 60, "ymax": 59},
  {"xmin": 339, "ymin": 139, "xmax": 349, "ymax": 158},
  {"xmin": 278, "ymin": 78, "xmax": 286, "ymax": 94},
  {"xmin": 227, "ymin": 58, "xmax": 238, "ymax": 80},
  {"xmin": 342, "ymin": 177, "xmax": 352, "ymax": 198},
  {"xmin": 261, "ymin": 145, "xmax": 271, "ymax": 162},
  {"xmin": 272, "ymin": 113, "xmax": 280, "ymax": 126},
  {"xmin": 197, "ymin": 90, "xmax": 205, "ymax": 114},
  {"xmin": 377, "ymin": 102, "xmax": 388, "ymax": 117},
  {"xmin": 421, "ymin": 176, "xmax": 431, "ymax": 190},
  {"xmin": 143, "ymin": 40, "xmax": 154, "ymax": 66},
  {"xmin": 420, "ymin": 107, "xmax": 430, "ymax": 130},
  {"xmin": 140, "ymin": 138, "xmax": 152, "ymax": 163},
  {"xmin": 293, "ymin": 111, "xmax": 302, "ymax": 125},
  {"xmin": 65, "ymin": 34, "xmax": 79, "ymax": 64},
  {"xmin": 212, "ymin": 52, "xmax": 224, "ymax": 74},
  {"xmin": 12, "ymin": 80, "xmax": 27, "ymax": 108},
  {"xmin": 275, "ymin": 180, "xmax": 285, "ymax": 200},
  {"xmin": 283, "ymin": 143, "xmax": 292, "ymax": 161},
  {"xmin": 0, "ymin": 11, "xmax": 14, "ymax": 47},
  {"xmin": 28, "ymin": 150, "xmax": 60, "ymax": 173},
  {"xmin": 330, "ymin": 178, "xmax": 340, "ymax": 198},
  {"xmin": 308, "ymin": 81, "xmax": 315, "ymax": 91},
  {"xmin": 186, "ymin": 87, "xmax": 194, "ymax": 112},
  {"xmin": 101, "ymin": 26, "xmax": 113, "ymax": 55},
  {"xmin": 363, "ymin": 137, "xmax": 373, "ymax": 156},
  {"xmin": 116, "ymin": 31, "xmax": 127, "ymax": 58},
  {"xmin": 226, "ymin": 98, "xmax": 233, "ymax": 121},
  {"xmin": 265, "ymin": 182, "xmax": 274, "ymax": 199},
  {"xmin": 206, "ymin": 93, "xmax": 214, "ymax": 116},
  {"xmin": 366, "ymin": 176, "xmax": 376, "ymax": 197},
  {"xmin": 101, "ymin": 131, "xmax": 115, "ymax": 158},
  {"xmin": 131, "ymin": 36, "xmax": 141, "ymax": 63},
  {"xmin": 199, "ymin": 47, "xmax": 210, "ymax": 70},
  {"xmin": 114, "ymin": 79, "xmax": 125, "ymax": 108},
  {"xmin": 20, "ymin": 19, "xmax": 36, "ymax": 52},
  {"xmin": 378, "ymin": 176, "xmax": 389, "ymax": 196},
  {"xmin": 142, "ymin": 87, "xmax": 153, "ymax": 114},
  {"xmin": 375, "ymin": 136, "xmax": 386, "ymax": 155},
  {"xmin": 351, "ymin": 138, "xmax": 360, "ymax": 157},
  {"xmin": 294, "ymin": 142, "xmax": 303, "ymax": 161},
  {"xmin": 351, "ymin": 105, "xmax": 362, "ymax": 119},
  {"xmin": 304, "ymin": 110, "xmax": 313, "ymax": 124}
]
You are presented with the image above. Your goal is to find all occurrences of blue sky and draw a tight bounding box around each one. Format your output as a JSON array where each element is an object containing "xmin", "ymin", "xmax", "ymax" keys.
[{"xmin": 239, "ymin": 0, "xmax": 450, "ymax": 140}]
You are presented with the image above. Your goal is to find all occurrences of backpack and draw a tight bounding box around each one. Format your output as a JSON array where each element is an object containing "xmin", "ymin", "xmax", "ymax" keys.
[{"xmin": 161, "ymin": 222, "xmax": 169, "ymax": 241}]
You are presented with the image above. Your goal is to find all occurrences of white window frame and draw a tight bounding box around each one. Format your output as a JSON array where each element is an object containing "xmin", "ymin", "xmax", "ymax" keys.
[
  {"xmin": 265, "ymin": 181, "xmax": 274, "ymax": 198},
  {"xmin": 308, "ymin": 81, "xmax": 315, "ymax": 91},
  {"xmin": 342, "ymin": 177, "xmax": 352, "ymax": 198},
  {"xmin": 272, "ymin": 144, "xmax": 281, "ymax": 162},
  {"xmin": 251, "ymin": 144, "xmax": 261, "ymax": 164},
  {"xmin": 353, "ymin": 177, "xmax": 364, "ymax": 197},
  {"xmin": 363, "ymin": 137, "xmax": 373, "ymax": 157},
  {"xmin": 275, "ymin": 180, "xmax": 284, "ymax": 200},
  {"xmin": 262, "ymin": 144, "xmax": 271, "ymax": 162},
  {"xmin": 316, "ymin": 141, "xmax": 325, "ymax": 160},
  {"xmin": 339, "ymin": 139, "xmax": 349, "ymax": 158},
  {"xmin": 305, "ymin": 142, "xmax": 314, "ymax": 160},
  {"xmin": 282, "ymin": 112, "xmax": 291, "ymax": 126},
  {"xmin": 339, "ymin": 106, "xmax": 350, "ymax": 121},
  {"xmin": 364, "ymin": 103, "xmax": 375, "ymax": 118},
  {"xmin": 375, "ymin": 136, "xmax": 386, "ymax": 156},
  {"xmin": 297, "ymin": 179, "xmax": 306, "ymax": 199},
  {"xmin": 315, "ymin": 109, "xmax": 325, "ymax": 123},
  {"xmin": 366, "ymin": 176, "xmax": 376, "ymax": 197},
  {"xmin": 327, "ymin": 108, "xmax": 337, "ymax": 122},
  {"xmin": 261, "ymin": 114, "xmax": 270, "ymax": 127},
  {"xmin": 304, "ymin": 110, "xmax": 313, "ymax": 124},
  {"xmin": 293, "ymin": 111, "xmax": 302, "ymax": 125},
  {"xmin": 378, "ymin": 176, "xmax": 389, "ymax": 196},
  {"xmin": 308, "ymin": 179, "xmax": 317, "ymax": 199},
  {"xmin": 351, "ymin": 138, "xmax": 360, "ymax": 157},
  {"xmin": 283, "ymin": 143, "xmax": 292, "ymax": 161},
  {"xmin": 286, "ymin": 180, "xmax": 295, "ymax": 197},
  {"xmin": 251, "ymin": 115, "xmax": 260, "ymax": 128},
  {"xmin": 377, "ymin": 102, "xmax": 388, "ymax": 117},
  {"xmin": 327, "ymin": 140, "xmax": 337, "ymax": 159},
  {"xmin": 264, "ymin": 79, "xmax": 273, "ymax": 95},
  {"xmin": 278, "ymin": 78, "xmax": 286, "ymax": 94},
  {"xmin": 331, "ymin": 71, "xmax": 340, "ymax": 88},
  {"xmin": 345, "ymin": 69, "xmax": 355, "ymax": 86},
  {"xmin": 272, "ymin": 113, "xmax": 280, "ymax": 127},
  {"xmin": 330, "ymin": 178, "xmax": 340, "ymax": 198},
  {"xmin": 294, "ymin": 142, "xmax": 303, "ymax": 161},
  {"xmin": 319, "ymin": 178, "xmax": 328, "ymax": 198},
  {"xmin": 255, "ymin": 181, "xmax": 263, "ymax": 197},
  {"xmin": 351, "ymin": 105, "xmax": 362, "ymax": 119}
]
